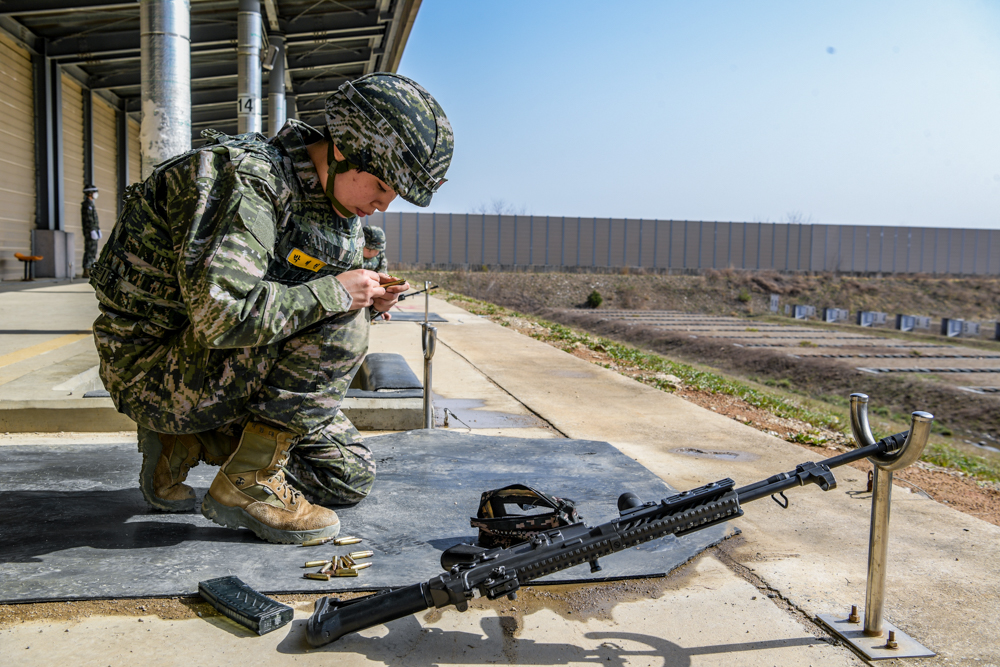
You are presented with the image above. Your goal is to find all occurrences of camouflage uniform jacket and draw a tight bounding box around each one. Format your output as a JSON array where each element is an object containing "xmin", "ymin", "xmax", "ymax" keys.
[
  {"xmin": 81, "ymin": 199, "xmax": 100, "ymax": 237},
  {"xmin": 90, "ymin": 120, "xmax": 363, "ymax": 396},
  {"xmin": 362, "ymin": 250, "xmax": 387, "ymax": 274}
]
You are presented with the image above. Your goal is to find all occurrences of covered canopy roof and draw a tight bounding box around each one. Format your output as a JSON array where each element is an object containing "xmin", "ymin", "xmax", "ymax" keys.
[{"xmin": 0, "ymin": 0, "xmax": 421, "ymax": 140}]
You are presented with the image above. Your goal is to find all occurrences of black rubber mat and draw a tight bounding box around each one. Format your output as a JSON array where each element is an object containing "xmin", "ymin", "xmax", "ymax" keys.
[{"xmin": 0, "ymin": 430, "xmax": 734, "ymax": 602}]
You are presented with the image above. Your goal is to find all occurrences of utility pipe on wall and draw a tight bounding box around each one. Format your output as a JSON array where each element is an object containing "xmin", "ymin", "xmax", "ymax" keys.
[
  {"xmin": 238, "ymin": 0, "xmax": 263, "ymax": 134},
  {"xmin": 140, "ymin": 0, "xmax": 191, "ymax": 178},
  {"xmin": 267, "ymin": 33, "xmax": 286, "ymax": 137}
]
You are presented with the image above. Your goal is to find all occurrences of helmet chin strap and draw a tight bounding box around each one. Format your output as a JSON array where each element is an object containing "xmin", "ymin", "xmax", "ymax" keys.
[{"xmin": 325, "ymin": 140, "xmax": 358, "ymax": 219}]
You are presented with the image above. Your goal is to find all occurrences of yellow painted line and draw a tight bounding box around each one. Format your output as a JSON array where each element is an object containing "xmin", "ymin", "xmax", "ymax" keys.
[{"xmin": 0, "ymin": 332, "xmax": 92, "ymax": 369}]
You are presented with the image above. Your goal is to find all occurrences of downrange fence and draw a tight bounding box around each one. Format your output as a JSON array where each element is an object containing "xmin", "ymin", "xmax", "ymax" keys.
[{"xmin": 371, "ymin": 213, "xmax": 1000, "ymax": 276}]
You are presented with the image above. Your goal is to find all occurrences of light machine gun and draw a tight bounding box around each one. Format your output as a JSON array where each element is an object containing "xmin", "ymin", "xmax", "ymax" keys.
[{"xmin": 307, "ymin": 407, "xmax": 933, "ymax": 647}]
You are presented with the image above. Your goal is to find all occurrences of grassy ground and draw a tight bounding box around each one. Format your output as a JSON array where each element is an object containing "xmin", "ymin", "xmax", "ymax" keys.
[{"xmin": 434, "ymin": 289, "xmax": 1000, "ymax": 486}]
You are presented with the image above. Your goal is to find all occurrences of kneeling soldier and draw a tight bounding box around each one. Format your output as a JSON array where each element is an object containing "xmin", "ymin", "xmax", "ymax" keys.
[
  {"xmin": 362, "ymin": 225, "xmax": 388, "ymax": 274},
  {"xmin": 89, "ymin": 74, "xmax": 452, "ymax": 543}
]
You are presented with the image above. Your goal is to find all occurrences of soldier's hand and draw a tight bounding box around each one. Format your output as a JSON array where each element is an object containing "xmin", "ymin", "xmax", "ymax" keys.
[
  {"xmin": 372, "ymin": 274, "xmax": 409, "ymax": 313},
  {"xmin": 336, "ymin": 269, "xmax": 385, "ymax": 310}
]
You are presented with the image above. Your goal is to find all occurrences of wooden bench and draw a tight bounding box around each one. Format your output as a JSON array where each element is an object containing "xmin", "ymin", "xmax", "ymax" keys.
[{"xmin": 14, "ymin": 252, "xmax": 43, "ymax": 281}]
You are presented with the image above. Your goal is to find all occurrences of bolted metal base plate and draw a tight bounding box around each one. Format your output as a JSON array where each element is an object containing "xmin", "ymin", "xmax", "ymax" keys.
[{"xmin": 818, "ymin": 612, "xmax": 935, "ymax": 661}]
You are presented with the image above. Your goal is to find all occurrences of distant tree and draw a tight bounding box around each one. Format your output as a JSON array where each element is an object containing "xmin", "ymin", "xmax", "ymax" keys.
[
  {"xmin": 471, "ymin": 198, "xmax": 527, "ymax": 216},
  {"xmin": 785, "ymin": 211, "xmax": 813, "ymax": 224}
]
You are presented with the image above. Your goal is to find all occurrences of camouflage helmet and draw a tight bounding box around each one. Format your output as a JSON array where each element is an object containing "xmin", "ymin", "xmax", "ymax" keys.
[
  {"xmin": 362, "ymin": 225, "xmax": 386, "ymax": 251},
  {"xmin": 324, "ymin": 73, "xmax": 453, "ymax": 208}
]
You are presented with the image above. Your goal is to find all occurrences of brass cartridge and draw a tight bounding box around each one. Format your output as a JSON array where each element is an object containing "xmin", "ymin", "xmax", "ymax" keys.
[
  {"xmin": 301, "ymin": 536, "xmax": 335, "ymax": 547},
  {"xmin": 348, "ymin": 550, "xmax": 374, "ymax": 560},
  {"xmin": 351, "ymin": 562, "xmax": 373, "ymax": 571},
  {"xmin": 304, "ymin": 572, "xmax": 330, "ymax": 581},
  {"xmin": 333, "ymin": 568, "xmax": 359, "ymax": 577},
  {"xmin": 333, "ymin": 536, "xmax": 362, "ymax": 546},
  {"xmin": 304, "ymin": 560, "xmax": 331, "ymax": 569}
]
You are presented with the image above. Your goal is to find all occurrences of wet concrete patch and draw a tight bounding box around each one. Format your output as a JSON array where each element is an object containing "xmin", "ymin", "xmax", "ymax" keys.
[
  {"xmin": 671, "ymin": 447, "xmax": 759, "ymax": 462},
  {"xmin": 436, "ymin": 397, "xmax": 549, "ymax": 429}
]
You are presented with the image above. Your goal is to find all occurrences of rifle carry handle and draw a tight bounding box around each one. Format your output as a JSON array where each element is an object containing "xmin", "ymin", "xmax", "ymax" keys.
[{"xmin": 306, "ymin": 583, "xmax": 430, "ymax": 647}]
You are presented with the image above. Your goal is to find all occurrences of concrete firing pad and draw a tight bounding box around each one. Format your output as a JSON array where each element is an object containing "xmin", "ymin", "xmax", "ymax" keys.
[{"xmin": 0, "ymin": 430, "xmax": 733, "ymax": 602}]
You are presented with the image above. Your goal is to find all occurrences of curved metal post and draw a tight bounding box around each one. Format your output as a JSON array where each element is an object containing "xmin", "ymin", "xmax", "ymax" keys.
[
  {"xmin": 820, "ymin": 398, "xmax": 936, "ymax": 659},
  {"xmin": 863, "ymin": 410, "xmax": 934, "ymax": 637},
  {"xmin": 850, "ymin": 395, "xmax": 935, "ymax": 637},
  {"xmin": 421, "ymin": 323, "xmax": 437, "ymax": 429}
]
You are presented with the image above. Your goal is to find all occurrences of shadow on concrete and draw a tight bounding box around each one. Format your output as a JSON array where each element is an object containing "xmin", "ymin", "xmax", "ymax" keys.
[
  {"xmin": 0, "ymin": 488, "xmax": 254, "ymax": 563},
  {"xmin": 275, "ymin": 614, "xmax": 829, "ymax": 665}
]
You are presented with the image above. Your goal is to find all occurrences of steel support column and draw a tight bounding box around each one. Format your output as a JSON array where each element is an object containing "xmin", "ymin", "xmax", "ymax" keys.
[
  {"xmin": 140, "ymin": 0, "xmax": 191, "ymax": 178},
  {"xmin": 32, "ymin": 42, "xmax": 58, "ymax": 231},
  {"xmin": 267, "ymin": 32, "xmax": 286, "ymax": 136},
  {"xmin": 237, "ymin": 0, "xmax": 262, "ymax": 134}
]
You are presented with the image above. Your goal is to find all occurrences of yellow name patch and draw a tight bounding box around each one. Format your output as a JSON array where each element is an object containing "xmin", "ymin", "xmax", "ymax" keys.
[{"xmin": 286, "ymin": 248, "xmax": 327, "ymax": 272}]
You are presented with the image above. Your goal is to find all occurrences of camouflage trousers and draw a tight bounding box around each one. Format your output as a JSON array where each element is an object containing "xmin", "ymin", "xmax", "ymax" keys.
[
  {"xmin": 115, "ymin": 308, "xmax": 375, "ymax": 505},
  {"xmin": 83, "ymin": 238, "xmax": 99, "ymax": 270}
]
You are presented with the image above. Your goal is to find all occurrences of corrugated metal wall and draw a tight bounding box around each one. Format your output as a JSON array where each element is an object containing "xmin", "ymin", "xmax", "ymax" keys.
[
  {"xmin": 61, "ymin": 73, "xmax": 85, "ymax": 275},
  {"xmin": 0, "ymin": 32, "xmax": 35, "ymax": 281},
  {"xmin": 372, "ymin": 213, "xmax": 1000, "ymax": 275}
]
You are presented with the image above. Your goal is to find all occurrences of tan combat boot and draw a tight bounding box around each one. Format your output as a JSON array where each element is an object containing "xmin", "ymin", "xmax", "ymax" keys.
[
  {"xmin": 138, "ymin": 427, "xmax": 240, "ymax": 512},
  {"xmin": 138, "ymin": 427, "xmax": 201, "ymax": 512},
  {"xmin": 201, "ymin": 421, "xmax": 341, "ymax": 544}
]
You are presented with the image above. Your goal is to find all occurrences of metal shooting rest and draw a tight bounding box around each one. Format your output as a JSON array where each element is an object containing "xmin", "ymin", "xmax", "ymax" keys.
[
  {"xmin": 816, "ymin": 393, "xmax": 936, "ymax": 660},
  {"xmin": 421, "ymin": 281, "xmax": 437, "ymax": 430}
]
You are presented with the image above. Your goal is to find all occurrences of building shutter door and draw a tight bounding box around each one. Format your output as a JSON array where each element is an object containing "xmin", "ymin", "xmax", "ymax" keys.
[
  {"xmin": 0, "ymin": 32, "xmax": 35, "ymax": 281},
  {"xmin": 62, "ymin": 74, "xmax": 85, "ymax": 276},
  {"xmin": 92, "ymin": 95, "xmax": 117, "ymax": 257}
]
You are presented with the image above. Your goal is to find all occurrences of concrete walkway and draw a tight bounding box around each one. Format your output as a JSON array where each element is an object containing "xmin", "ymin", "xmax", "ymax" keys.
[{"xmin": 1, "ymin": 290, "xmax": 997, "ymax": 665}]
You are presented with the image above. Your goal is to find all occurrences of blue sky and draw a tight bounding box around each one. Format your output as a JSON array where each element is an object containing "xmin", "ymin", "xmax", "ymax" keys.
[{"xmin": 393, "ymin": 0, "xmax": 1000, "ymax": 229}]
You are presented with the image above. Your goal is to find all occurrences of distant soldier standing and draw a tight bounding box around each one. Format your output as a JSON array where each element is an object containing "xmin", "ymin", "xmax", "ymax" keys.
[
  {"xmin": 89, "ymin": 73, "xmax": 452, "ymax": 544},
  {"xmin": 362, "ymin": 226, "xmax": 388, "ymax": 274},
  {"xmin": 81, "ymin": 184, "xmax": 101, "ymax": 278}
]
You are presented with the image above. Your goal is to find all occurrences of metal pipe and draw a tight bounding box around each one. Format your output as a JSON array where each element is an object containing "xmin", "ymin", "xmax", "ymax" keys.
[
  {"xmin": 140, "ymin": 0, "xmax": 191, "ymax": 178},
  {"xmin": 267, "ymin": 33, "xmax": 286, "ymax": 137},
  {"xmin": 422, "ymin": 323, "xmax": 437, "ymax": 430},
  {"xmin": 424, "ymin": 281, "xmax": 430, "ymax": 323},
  {"xmin": 864, "ymin": 466, "xmax": 893, "ymax": 636},
  {"xmin": 237, "ymin": 0, "xmax": 262, "ymax": 134},
  {"xmin": 848, "ymin": 405, "xmax": 935, "ymax": 638},
  {"xmin": 849, "ymin": 393, "xmax": 875, "ymax": 447}
]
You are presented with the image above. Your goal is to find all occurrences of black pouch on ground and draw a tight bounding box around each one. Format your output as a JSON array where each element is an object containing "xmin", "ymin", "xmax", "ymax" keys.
[{"xmin": 198, "ymin": 576, "xmax": 293, "ymax": 635}]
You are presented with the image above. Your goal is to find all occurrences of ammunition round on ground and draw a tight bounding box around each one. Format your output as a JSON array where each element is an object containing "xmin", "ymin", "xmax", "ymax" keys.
[
  {"xmin": 351, "ymin": 562, "xmax": 373, "ymax": 571},
  {"xmin": 340, "ymin": 555, "xmax": 355, "ymax": 567},
  {"xmin": 304, "ymin": 560, "xmax": 331, "ymax": 568},
  {"xmin": 301, "ymin": 536, "xmax": 335, "ymax": 547},
  {"xmin": 304, "ymin": 572, "xmax": 331, "ymax": 581},
  {"xmin": 320, "ymin": 560, "xmax": 336, "ymax": 574},
  {"xmin": 333, "ymin": 568, "xmax": 359, "ymax": 577},
  {"xmin": 348, "ymin": 550, "xmax": 374, "ymax": 560},
  {"xmin": 333, "ymin": 536, "xmax": 362, "ymax": 546}
]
